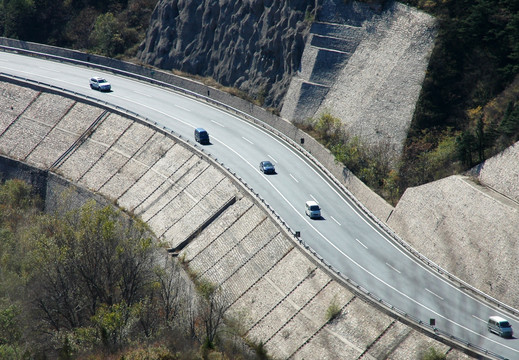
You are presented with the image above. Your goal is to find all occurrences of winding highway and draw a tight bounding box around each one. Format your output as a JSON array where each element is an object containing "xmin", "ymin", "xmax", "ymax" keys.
[{"xmin": 1, "ymin": 50, "xmax": 517, "ymax": 359}]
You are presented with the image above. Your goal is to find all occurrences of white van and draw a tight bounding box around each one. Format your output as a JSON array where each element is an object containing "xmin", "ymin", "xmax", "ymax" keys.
[
  {"xmin": 488, "ymin": 316, "xmax": 513, "ymax": 338},
  {"xmin": 305, "ymin": 200, "xmax": 321, "ymax": 219}
]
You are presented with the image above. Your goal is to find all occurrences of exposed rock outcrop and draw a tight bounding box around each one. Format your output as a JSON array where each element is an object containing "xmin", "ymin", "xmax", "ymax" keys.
[
  {"xmin": 138, "ymin": 0, "xmax": 315, "ymax": 108},
  {"xmin": 138, "ymin": 0, "xmax": 436, "ymax": 162}
]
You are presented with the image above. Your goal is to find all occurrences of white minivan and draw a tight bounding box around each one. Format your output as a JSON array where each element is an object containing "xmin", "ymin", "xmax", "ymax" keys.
[
  {"xmin": 488, "ymin": 316, "xmax": 513, "ymax": 338},
  {"xmin": 305, "ymin": 200, "xmax": 321, "ymax": 219}
]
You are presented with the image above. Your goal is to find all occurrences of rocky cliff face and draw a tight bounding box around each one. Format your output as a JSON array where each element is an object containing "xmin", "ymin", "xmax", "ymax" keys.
[{"xmin": 138, "ymin": 0, "xmax": 315, "ymax": 109}]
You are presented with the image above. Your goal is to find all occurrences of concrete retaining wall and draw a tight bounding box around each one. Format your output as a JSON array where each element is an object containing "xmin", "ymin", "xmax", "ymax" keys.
[
  {"xmin": 0, "ymin": 37, "xmax": 394, "ymax": 224},
  {"xmin": 0, "ymin": 78, "xmax": 472, "ymax": 359}
]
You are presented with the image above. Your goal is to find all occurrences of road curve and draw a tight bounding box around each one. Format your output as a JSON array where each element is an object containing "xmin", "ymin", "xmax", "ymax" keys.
[{"xmin": 1, "ymin": 51, "xmax": 517, "ymax": 359}]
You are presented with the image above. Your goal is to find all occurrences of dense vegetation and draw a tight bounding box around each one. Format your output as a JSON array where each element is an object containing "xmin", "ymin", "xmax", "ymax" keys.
[
  {"xmin": 0, "ymin": 179, "xmax": 260, "ymax": 359},
  {"xmin": 0, "ymin": 0, "xmax": 156, "ymax": 57},
  {"xmin": 305, "ymin": 0, "xmax": 519, "ymax": 203},
  {"xmin": 397, "ymin": 0, "xmax": 519, "ymax": 196},
  {"xmin": 3, "ymin": 0, "xmax": 519, "ymax": 202}
]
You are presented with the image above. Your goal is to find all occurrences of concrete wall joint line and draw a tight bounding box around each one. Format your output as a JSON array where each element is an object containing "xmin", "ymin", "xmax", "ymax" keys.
[
  {"xmin": 132, "ymin": 150, "xmax": 194, "ymax": 215},
  {"xmin": 50, "ymin": 110, "xmax": 109, "ymax": 171},
  {"xmin": 227, "ymin": 246, "xmax": 296, "ymax": 313},
  {"xmin": 115, "ymin": 138, "xmax": 176, "ymax": 204},
  {"xmin": 309, "ymin": 44, "xmax": 349, "ymax": 55},
  {"xmin": 195, "ymin": 215, "xmax": 270, "ymax": 281},
  {"xmin": 288, "ymin": 293, "xmax": 359, "ymax": 359},
  {"xmin": 92, "ymin": 121, "xmax": 140, "ymax": 192},
  {"xmin": 355, "ymin": 319, "xmax": 397, "ymax": 360},
  {"xmin": 187, "ymin": 201, "xmax": 255, "ymax": 264},
  {"xmin": 144, "ymin": 161, "xmax": 210, "ymax": 226},
  {"xmin": 244, "ymin": 265, "xmax": 321, "ymax": 337},
  {"xmin": 171, "ymin": 195, "xmax": 237, "ymax": 254},
  {"xmin": 264, "ymin": 278, "xmax": 335, "ymax": 346},
  {"xmin": 97, "ymin": 125, "xmax": 153, "ymax": 195},
  {"xmin": 160, "ymin": 171, "xmax": 226, "ymax": 237},
  {"xmin": 76, "ymin": 114, "xmax": 132, "ymax": 185},
  {"xmin": 1, "ymin": 90, "xmax": 41, "ymax": 140},
  {"xmin": 214, "ymin": 227, "xmax": 280, "ymax": 287},
  {"xmin": 0, "ymin": 36, "xmax": 510, "ymax": 360},
  {"xmin": 313, "ymin": 20, "xmax": 362, "ymax": 29},
  {"xmin": 23, "ymin": 99, "xmax": 77, "ymax": 162}
]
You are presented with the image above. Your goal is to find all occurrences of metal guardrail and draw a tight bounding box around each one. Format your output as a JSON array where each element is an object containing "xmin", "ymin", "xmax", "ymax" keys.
[{"xmin": 0, "ymin": 45, "xmax": 512, "ymax": 359}]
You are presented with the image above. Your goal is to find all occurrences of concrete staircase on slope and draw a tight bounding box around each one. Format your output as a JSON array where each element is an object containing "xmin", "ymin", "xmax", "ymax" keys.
[{"xmin": 281, "ymin": 0, "xmax": 376, "ymax": 122}]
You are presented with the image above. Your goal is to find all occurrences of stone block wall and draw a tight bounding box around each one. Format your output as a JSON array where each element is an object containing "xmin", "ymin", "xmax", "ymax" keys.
[{"xmin": 0, "ymin": 78, "xmax": 473, "ymax": 359}]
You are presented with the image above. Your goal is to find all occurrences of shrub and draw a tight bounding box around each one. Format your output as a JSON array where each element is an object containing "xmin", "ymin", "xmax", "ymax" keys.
[
  {"xmin": 325, "ymin": 295, "xmax": 341, "ymax": 322},
  {"xmin": 421, "ymin": 347, "xmax": 446, "ymax": 360}
]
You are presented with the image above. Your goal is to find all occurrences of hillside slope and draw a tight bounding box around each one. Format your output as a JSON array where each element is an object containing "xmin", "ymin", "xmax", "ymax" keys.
[
  {"xmin": 137, "ymin": 0, "xmax": 313, "ymax": 108},
  {"xmin": 281, "ymin": 0, "xmax": 436, "ymax": 160},
  {"xmin": 0, "ymin": 77, "xmax": 474, "ymax": 359}
]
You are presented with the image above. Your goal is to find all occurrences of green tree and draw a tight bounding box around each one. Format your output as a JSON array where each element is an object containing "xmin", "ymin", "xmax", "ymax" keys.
[
  {"xmin": 0, "ymin": 0, "xmax": 36, "ymax": 39},
  {"xmin": 29, "ymin": 200, "xmax": 156, "ymax": 335},
  {"xmin": 314, "ymin": 112, "xmax": 345, "ymax": 146},
  {"xmin": 91, "ymin": 302, "xmax": 139, "ymax": 352},
  {"xmin": 0, "ymin": 304, "xmax": 21, "ymax": 351},
  {"xmin": 194, "ymin": 279, "xmax": 227, "ymax": 350},
  {"xmin": 456, "ymin": 130, "xmax": 477, "ymax": 167},
  {"xmin": 89, "ymin": 12, "xmax": 124, "ymax": 57},
  {"xmin": 0, "ymin": 180, "xmax": 253, "ymax": 358},
  {"xmin": 499, "ymin": 101, "xmax": 519, "ymax": 139}
]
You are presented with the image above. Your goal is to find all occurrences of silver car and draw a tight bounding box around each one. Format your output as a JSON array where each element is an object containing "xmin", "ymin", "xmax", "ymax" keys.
[
  {"xmin": 305, "ymin": 200, "xmax": 321, "ymax": 219},
  {"xmin": 89, "ymin": 76, "xmax": 111, "ymax": 91}
]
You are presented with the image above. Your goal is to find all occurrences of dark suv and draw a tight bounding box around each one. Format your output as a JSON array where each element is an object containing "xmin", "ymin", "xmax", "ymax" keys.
[
  {"xmin": 194, "ymin": 128, "xmax": 210, "ymax": 144},
  {"xmin": 260, "ymin": 161, "xmax": 276, "ymax": 174}
]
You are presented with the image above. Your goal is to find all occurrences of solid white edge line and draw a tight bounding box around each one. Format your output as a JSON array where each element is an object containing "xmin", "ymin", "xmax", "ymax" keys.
[{"xmin": 203, "ymin": 97, "xmax": 519, "ymax": 353}]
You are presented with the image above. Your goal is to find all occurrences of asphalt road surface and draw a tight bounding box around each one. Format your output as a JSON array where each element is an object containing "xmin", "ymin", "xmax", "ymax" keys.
[{"xmin": 1, "ymin": 50, "xmax": 517, "ymax": 359}]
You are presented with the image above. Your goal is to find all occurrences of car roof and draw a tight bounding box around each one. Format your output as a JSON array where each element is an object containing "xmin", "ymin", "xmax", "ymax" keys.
[
  {"xmin": 261, "ymin": 160, "xmax": 272, "ymax": 164},
  {"xmin": 306, "ymin": 200, "xmax": 319, "ymax": 206},
  {"xmin": 195, "ymin": 128, "xmax": 207, "ymax": 132},
  {"xmin": 489, "ymin": 316, "xmax": 509, "ymax": 322},
  {"xmin": 91, "ymin": 76, "xmax": 106, "ymax": 81}
]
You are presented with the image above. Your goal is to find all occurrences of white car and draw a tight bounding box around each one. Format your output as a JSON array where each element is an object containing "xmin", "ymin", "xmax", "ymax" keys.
[
  {"xmin": 89, "ymin": 76, "xmax": 111, "ymax": 91},
  {"xmin": 305, "ymin": 200, "xmax": 321, "ymax": 219}
]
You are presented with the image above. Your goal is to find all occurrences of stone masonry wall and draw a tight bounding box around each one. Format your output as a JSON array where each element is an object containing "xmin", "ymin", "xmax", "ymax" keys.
[
  {"xmin": 0, "ymin": 78, "xmax": 472, "ymax": 359},
  {"xmin": 0, "ymin": 38, "xmax": 394, "ymax": 223}
]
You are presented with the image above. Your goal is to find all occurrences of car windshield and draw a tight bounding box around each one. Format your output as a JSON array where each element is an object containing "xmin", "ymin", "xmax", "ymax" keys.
[
  {"xmin": 98, "ymin": 79, "xmax": 107, "ymax": 83},
  {"xmin": 500, "ymin": 321, "xmax": 511, "ymax": 327},
  {"xmin": 310, "ymin": 205, "xmax": 320, "ymax": 211},
  {"xmin": 263, "ymin": 162, "xmax": 273, "ymax": 167}
]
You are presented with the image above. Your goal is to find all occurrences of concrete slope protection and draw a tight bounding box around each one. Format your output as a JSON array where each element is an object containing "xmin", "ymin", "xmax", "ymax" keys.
[
  {"xmin": 139, "ymin": 0, "xmax": 436, "ymax": 162},
  {"xmin": 0, "ymin": 51, "xmax": 515, "ymax": 359},
  {"xmin": 282, "ymin": 1, "xmax": 436, "ymax": 161},
  {"xmin": 0, "ymin": 78, "xmax": 466, "ymax": 360}
]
